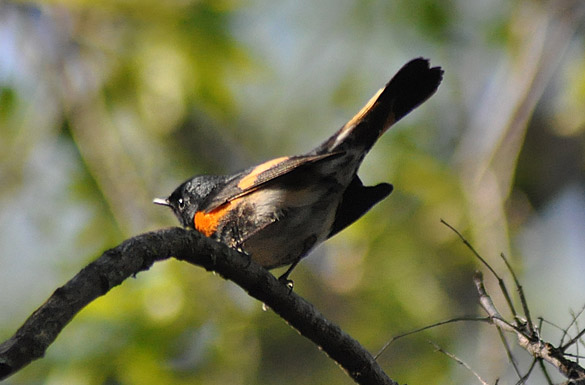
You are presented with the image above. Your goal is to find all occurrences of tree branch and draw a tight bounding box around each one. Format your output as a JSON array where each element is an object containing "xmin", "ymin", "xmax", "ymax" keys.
[
  {"xmin": 473, "ymin": 271, "xmax": 585, "ymax": 384},
  {"xmin": 0, "ymin": 227, "xmax": 396, "ymax": 385}
]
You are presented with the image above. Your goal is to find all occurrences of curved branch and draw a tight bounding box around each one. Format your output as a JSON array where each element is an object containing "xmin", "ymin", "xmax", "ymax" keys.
[{"xmin": 0, "ymin": 227, "xmax": 396, "ymax": 385}]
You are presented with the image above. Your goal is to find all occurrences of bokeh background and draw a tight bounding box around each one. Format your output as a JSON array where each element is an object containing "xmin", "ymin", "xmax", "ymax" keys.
[{"xmin": 1, "ymin": 0, "xmax": 585, "ymax": 384}]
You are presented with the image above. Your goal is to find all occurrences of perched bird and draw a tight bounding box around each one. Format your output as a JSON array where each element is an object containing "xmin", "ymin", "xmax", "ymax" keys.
[{"xmin": 155, "ymin": 58, "xmax": 443, "ymax": 280}]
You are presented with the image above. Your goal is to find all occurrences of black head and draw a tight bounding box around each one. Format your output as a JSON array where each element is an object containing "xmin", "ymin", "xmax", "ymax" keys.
[{"xmin": 154, "ymin": 175, "xmax": 228, "ymax": 228}]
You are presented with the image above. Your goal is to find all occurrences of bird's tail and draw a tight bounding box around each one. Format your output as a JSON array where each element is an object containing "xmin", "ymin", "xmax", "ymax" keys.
[{"xmin": 314, "ymin": 58, "xmax": 443, "ymax": 154}]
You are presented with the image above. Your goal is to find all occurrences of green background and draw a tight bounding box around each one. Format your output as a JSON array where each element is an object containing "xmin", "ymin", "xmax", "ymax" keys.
[{"xmin": 1, "ymin": 1, "xmax": 584, "ymax": 384}]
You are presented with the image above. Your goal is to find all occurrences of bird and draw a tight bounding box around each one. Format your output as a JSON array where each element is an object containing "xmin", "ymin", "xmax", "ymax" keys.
[{"xmin": 154, "ymin": 58, "xmax": 443, "ymax": 281}]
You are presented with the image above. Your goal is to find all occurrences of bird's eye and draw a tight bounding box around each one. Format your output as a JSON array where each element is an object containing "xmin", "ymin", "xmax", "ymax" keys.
[{"xmin": 178, "ymin": 198, "xmax": 185, "ymax": 210}]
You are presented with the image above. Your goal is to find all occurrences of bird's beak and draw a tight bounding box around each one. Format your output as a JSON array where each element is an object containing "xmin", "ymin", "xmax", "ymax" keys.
[{"xmin": 153, "ymin": 197, "xmax": 170, "ymax": 207}]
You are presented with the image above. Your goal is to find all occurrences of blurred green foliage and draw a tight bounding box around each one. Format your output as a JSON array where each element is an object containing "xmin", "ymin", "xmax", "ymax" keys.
[{"xmin": 1, "ymin": 0, "xmax": 584, "ymax": 384}]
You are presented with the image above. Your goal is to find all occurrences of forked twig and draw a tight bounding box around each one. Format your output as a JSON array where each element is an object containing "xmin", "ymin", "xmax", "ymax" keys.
[
  {"xmin": 444, "ymin": 220, "xmax": 585, "ymax": 384},
  {"xmin": 474, "ymin": 271, "xmax": 585, "ymax": 382}
]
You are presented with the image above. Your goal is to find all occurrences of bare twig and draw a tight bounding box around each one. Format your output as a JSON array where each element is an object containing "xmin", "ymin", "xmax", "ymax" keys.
[
  {"xmin": 515, "ymin": 358, "xmax": 539, "ymax": 385},
  {"xmin": 565, "ymin": 353, "xmax": 585, "ymax": 360},
  {"xmin": 374, "ymin": 316, "xmax": 490, "ymax": 360},
  {"xmin": 444, "ymin": 220, "xmax": 585, "ymax": 383},
  {"xmin": 474, "ymin": 272, "xmax": 585, "ymax": 383},
  {"xmin": 441, "ymin": 220, "xmax": 519, "ymax": 322},
  {"xmin": 496, "ymin": 326, "xmax": 524, "ymax": 383},
  {"xmin": 539, "ymin": 358, "xmax": 555, "ymax": 385},
  {"xmin": 429, "ymin": 341, "xmax": 490, "ymax": 385},
  {"xmin": 540, "ymin": 317, "xmax": 573, "ymax": 339},
  {"xmin": 0, "ymin": 228, "xmax": 396, "ymax": 385},
  {"xmin": 500, "ymin": 253, "xmax": 535, "ymax": 336},
  {"xmin": 562, "ymin": 306, "xmax": 585, "ymax": 352},
  {"xmin": 569, "ymin": 310, "xmax": 581, "ymax": 364}
]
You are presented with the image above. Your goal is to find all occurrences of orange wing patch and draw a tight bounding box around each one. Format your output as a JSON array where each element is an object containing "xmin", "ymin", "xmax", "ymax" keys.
[
  {"xmin": 345, "ymin": 87, "xmax": 383, "ymax": 129},
  {"xmin": 194, "ymin": 202, "xmax": 232, "ymax": 237},
  {"xmin": 237, "ymin": 156, "xmax": 289, "ymax": 190}
]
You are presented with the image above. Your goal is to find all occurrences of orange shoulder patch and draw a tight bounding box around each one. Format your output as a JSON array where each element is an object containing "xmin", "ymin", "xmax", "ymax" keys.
[
  {"xmin": 194, "ymin": 202, "xmax": 232, "ymax": 237},
  {"xmin": 237, "ymin": 156, "xmax": 289, "ymax": 190}
]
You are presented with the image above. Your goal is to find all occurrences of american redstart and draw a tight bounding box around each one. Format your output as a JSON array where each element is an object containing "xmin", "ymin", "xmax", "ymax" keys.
[{"xmin": 154, "ymin": 58, "xmax": 443, "ymax": 280}]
